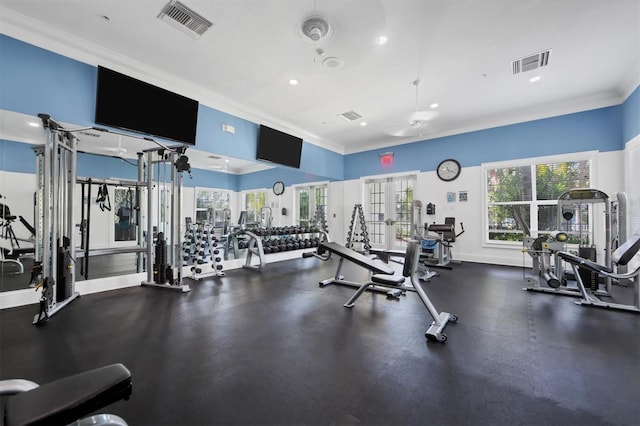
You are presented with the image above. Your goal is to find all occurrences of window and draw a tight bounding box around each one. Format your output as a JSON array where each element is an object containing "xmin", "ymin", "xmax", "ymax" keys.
[
  {"xmin": 295, "ymin": 184, "xmax": 328, "ymax": 228},
  {"xmin": 195, "ymin": 189, "xmax": 230, "ymax": 226},
  {"xmin": 244, "ymin": 190, "xmax": 266, "ymax": 224},
  {"xmin": 485, "ymin": 156, "xmax": 591, "ymax": 243}
]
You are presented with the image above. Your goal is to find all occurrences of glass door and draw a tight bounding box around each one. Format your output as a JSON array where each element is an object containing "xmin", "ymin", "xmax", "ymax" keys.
[{"xmin": 365, "ymin": 175, "xmax": 416, "ymax": 250}]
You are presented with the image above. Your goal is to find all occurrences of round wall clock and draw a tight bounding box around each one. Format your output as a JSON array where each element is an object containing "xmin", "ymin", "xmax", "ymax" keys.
[
  {"xmin": 273, "ymin": 180, "xmax": 285, "ymax": 195},
  {"xmin": 437, "ymin": 159, "xmax": 461, "ymax": 182}
]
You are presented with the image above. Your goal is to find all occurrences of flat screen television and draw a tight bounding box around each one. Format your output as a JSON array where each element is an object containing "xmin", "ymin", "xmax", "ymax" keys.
[
  {"xmin": 256, "ymin": 124, "xmax": 303, "ymax": 168},
  {"xmin": 95, "ymin": 66, "xmax": 199, "ymax": 145}
]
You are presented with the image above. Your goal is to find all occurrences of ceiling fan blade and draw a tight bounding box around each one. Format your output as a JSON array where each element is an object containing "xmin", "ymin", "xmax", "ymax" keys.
[
  {"xmin": 385, "ymin": 124, "xmax": 426, "ymax": 137},
  {"xmin": 408, "ymin": 110, "xmax": 438, "ymax": 122}
]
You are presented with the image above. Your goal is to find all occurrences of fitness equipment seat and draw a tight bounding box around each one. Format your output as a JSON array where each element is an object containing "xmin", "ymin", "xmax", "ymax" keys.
[
  {"xmin": 557, "ymin": 231, "xmax": 640, "ymax": 313},
  {"xmin": 0, "ymin": 363, "xmax": 132, "ymax": 426},
  {"xmin": 310, "ymin": 240, "xmax": 458, "ymax": 342}
]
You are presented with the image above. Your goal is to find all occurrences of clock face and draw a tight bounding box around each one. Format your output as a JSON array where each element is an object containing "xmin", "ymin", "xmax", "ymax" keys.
[
  {"xmin": 437, "ymin": 159, "xmax": 461, "ymax": 181},
  {"xmin": 273, "ymin": 181, "xmax": 285, "ymax": 195}
]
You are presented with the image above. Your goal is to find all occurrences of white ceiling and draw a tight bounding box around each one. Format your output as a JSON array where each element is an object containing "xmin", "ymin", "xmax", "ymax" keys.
[{"xmin": 1, "ymin": 0, "xmax": 639, "ymax": 156}]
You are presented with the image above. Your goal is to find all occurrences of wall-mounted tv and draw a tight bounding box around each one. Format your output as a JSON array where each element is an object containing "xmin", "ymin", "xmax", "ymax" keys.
[
  {"xmin": 95, "ymin": 66, "xmax": 199, "ymax": 145},
  {"xmin": 256, "ymin": 124, "xmax": 303, "ymax": 169}
]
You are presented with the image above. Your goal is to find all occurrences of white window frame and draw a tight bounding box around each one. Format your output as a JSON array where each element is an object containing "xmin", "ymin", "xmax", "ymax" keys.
[{"xmin": 482, "ymin": 151, "xmax": 598, "ymax": 247}]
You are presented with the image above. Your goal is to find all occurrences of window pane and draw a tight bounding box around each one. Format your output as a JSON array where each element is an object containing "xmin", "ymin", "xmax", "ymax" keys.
[
  {"xmin": 487, "ymin": 166, "xmax": 532, "ymax": 202},
  {"xmin": 488, "ymin": 204, "xmax": 530, "ymax": 241},
  {"xmin": 537, "ymin": 205, "xmax": 558, "ymax": 232},
  {"xmin": 536, "ymin": 161, "xmax": 590, "ymax": 200},
  {"xmin": 559, "ymin": 202, "xmax": 592, "ymax": 245},
  {"xmin": 299, "ymin": 189, "xmax": 309, "ymax": 222}
]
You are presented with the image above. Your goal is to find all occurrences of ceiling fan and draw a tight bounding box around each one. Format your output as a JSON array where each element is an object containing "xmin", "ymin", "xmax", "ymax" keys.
[{"xmin": 386, "ymin": 79, "xmax": 438, "ymax": 138}]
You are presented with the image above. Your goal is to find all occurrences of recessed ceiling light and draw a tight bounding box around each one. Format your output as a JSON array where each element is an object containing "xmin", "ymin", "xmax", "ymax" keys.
[
  {"xmin": 360, "ymin": 122, "xmax": 367, "ymax": 127},
  {"xmin": 289, "ymin": 79, "xmax": 299, "ymax": 85},
  {"xmin": 529, "ymin": 76, "xmax": 541, "ymax": 83},
  {"xmin": 430, "ymin": 103, "xmax": 439, "ymax": 109},
  {"xmin": 376, "ymin": 36, "xmax": 388, "ymax": 45},
  {"xmin": 28, "ymin": 122, "xmax": 39, "ymax": 127}
]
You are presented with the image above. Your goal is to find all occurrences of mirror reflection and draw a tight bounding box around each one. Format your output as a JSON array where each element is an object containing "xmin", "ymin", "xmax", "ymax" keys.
[{"xmin": 0, "ymin": 109, "xmax": 278, "ymax": 292}]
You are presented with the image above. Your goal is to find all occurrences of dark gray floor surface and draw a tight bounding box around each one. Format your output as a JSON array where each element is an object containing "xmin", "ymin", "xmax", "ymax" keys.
[{"xmin": 1, "ymin": 256, "xmax": 639, "ymax": 426}]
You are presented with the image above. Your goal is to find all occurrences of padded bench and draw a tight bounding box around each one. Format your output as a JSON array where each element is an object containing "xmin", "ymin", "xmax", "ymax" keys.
[
  {"xmin": 314, "ymin": 240, "xmax": 458, "ymax": 342},
  {"xmin": 3, "ymin": 363, "xmax": 132, "ymax": 426}
]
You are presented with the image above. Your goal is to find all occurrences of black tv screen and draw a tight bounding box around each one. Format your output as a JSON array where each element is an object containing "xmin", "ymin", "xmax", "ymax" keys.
[
  {"xmin": 256, "ymin": 125, "xmax": 303, "ymax": 168},
  {"xmin": 95, "ymin": 66, "xmax": 198, "ymax": 145}
]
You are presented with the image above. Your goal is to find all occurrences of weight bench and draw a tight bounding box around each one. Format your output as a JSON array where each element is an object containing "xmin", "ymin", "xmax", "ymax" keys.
[
  {"xmin": 306, "ymin": 242, "xmax": 403, "ymax": 299},
  {"xmin": 557, "ymin": 231, "xmax": 640, "ymax": 313},
  {"xmin": 312, "ymin": 241, "xmax": 458, "ymax": 342},
  {"xmin": 369, "ymin": 247, "xmax": 440, "ymax": 282},
  {"xmin": 1, "ymin": 363, "xmax": 132, "ymax": 426}
]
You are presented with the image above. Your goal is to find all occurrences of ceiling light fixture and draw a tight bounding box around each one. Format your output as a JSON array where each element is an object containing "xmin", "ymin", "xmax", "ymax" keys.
[
  {"xmin": 289, "ymin": 79, "xmax": 299, "ymax": 85},
  {"xmin": 529, "ymin": 76, "xmax": 541, "ymax": 83},
  {"xmin": 376, "ymin": 36, "xmax": 388, "ymax": 45},
  {"xmin": 360, "ymin": 122, "xmax": 367, "ymax": 127},
  {"xmin": 430, "ymin": 103, "xmax": 439, "ymax": 109},
  {"xmin": 301, "ymin": 15, "xmax": 331, "ymax": 42}
]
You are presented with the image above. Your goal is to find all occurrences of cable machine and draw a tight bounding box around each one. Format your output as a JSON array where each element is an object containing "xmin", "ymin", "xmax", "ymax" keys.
[
  {"xmin": 32, "ymin": 114, "xmax": 87, "ymax": 324},
  {"xmin": 140, "ymin": 145, "xmax": 192, "ymax": 292}
]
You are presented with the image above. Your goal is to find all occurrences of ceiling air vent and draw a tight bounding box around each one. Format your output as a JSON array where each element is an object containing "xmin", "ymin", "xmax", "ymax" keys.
[
  {"xmin": 339, "ymin": 111, "xmax": 362, "ymax": 121},
  {"xmin": 158, "ymin": 1, "xmax": 213, "ymax": 39},
  {"xmin": 512, "ymin": 50, "xmax": 551, "ymax": 74}
]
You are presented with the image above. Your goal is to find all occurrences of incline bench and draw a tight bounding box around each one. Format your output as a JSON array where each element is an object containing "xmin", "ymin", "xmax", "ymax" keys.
[
  {"xmin": 1, "ymin": 363, "xmax": 132, "ymax": 426},
  {"xmin": 306, "ymin": 240, "xmax": 458, "ymax": 342}
]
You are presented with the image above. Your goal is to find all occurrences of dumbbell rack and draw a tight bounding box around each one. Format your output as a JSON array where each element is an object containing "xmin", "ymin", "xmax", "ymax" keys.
[
  {"xmin": 243, "ymin": 226, "xmax": 329, "ymax": 272},
  {"xmin": 183, "ymin": 223, "xmax": 225, "ymax": 279},
  {"xmin": 346, "ymin": 204, "xmax": 371, "ymax": 253}
]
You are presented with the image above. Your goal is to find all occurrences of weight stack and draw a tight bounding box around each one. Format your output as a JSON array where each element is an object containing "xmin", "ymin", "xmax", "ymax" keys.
[
  {"xmin": 578, "ymin": 246, "xmax": 598, "ymax": 291},
  {"xmin": 56, "ymin": 237, "xmax": 72, "ymax": 302},
  {"xmin": 154, "ymin": 233, "xmax": 167, "ymax": 284}
]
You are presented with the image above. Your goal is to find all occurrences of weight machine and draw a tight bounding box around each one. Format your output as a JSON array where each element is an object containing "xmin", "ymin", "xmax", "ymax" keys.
[
  {"xmin": 557, "ymin": 188, "xmax": 614, "ymax": 295},
  {"xmin": 140, "ymin": 145, "xmax": 192, "ymax": 292},
  {"xmin": 421, "ymin": 217, "xmax": 465, "ymax": 269},
  {"xmin": 32, "ymin": 114, "xmax": 85, "ymax": 324},
  {"xmin": 524, "ymin": 188, "xmax": 632, "ymax": 303}
]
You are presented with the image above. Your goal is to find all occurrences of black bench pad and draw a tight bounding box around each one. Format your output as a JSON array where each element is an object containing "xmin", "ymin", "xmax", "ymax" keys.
[
  {"xmin": 319, "ymin": 242, "xmax": 394, "ymax": 275},
  {"xmin": 371, "ymin": 274, "xmax": 405, "ymax": 286},
  {"xmin": 558, "ymin": 252, "xmax": 613, "ymax": 274},
  {"xmin": 5, "ymin": 363, "xmax": 132, "ymax": 426}
]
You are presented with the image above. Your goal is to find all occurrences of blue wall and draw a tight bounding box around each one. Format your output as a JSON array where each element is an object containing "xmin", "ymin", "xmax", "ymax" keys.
[
  {"xmin": 1, "ymin": 34, "xmax": 639, "ymax": 188},
  {"xmin": 622, "ymin": 85, "xmax": 640, "ymax": 143},
  {"xmin": 344, "ymin": 105, "xmax": 625, "ymax": 180},
  {"xmin": 0, "ymin": 139, "xmax": 37, "ymax": 173},
  {"xmin": 0, "ymin": 34, "xmax": 342, "ymax": 185}
]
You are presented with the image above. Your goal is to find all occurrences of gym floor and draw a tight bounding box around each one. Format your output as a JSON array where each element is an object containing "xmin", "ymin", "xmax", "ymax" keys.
[{"xmin": 1, "ymin": 256, "xmax": 639, "ymax": 425}]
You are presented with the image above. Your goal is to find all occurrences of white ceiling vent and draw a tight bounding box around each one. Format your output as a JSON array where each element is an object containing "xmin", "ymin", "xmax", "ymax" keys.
[
  {"xmin": 340, "ymin": 111, "xmax": 362, "ymax": 121},
  {"xmin": 158, "ymin": 1, "xmax": 213, "ymax": 39},
  {"xmin": 512, "ymin": 50, "xmax": 551, "ymax": 74}
]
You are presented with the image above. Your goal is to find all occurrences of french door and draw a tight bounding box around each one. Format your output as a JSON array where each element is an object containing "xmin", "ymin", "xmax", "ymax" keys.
[{"xmin": 365, "ymin": 174, "xmax": 416, "ymax": 250}]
